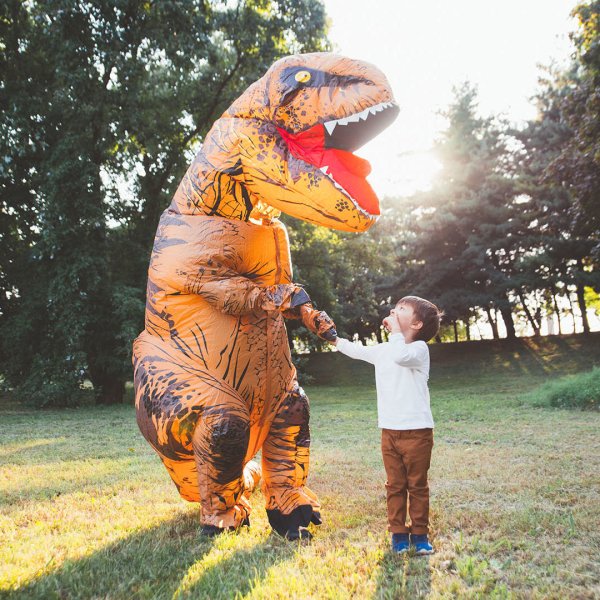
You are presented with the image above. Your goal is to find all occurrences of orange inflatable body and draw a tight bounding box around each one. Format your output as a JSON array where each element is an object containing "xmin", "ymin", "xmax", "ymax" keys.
[{"xmin": 133, "ymin": 53, "xmax": 398, "ymax": 538}]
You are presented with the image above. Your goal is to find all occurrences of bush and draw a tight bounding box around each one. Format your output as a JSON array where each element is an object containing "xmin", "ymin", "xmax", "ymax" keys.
[
  {"xmin": 528, "ymin": 368, "xmax": 600, "ymax": 410},
  {"xmin": 291, "ymin": 353, "xmax": 314, "ymax": 385}
]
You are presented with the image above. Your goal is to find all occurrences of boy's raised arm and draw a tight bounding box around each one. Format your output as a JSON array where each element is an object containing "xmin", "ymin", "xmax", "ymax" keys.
[{"xmin": 388, "ymin": 333, "xmax": 428, "ymax": 368}]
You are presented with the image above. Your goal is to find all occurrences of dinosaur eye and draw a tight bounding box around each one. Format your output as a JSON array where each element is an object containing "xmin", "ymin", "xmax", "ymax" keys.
[{"xmin": 294, "ymin": 70, "xmax": 311, "ymax": 83}]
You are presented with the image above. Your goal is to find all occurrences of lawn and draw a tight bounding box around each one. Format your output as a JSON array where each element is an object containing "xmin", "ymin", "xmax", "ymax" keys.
[{"xmin": 1, "ymin": 334, "xmax": 599, "ymax": 599}]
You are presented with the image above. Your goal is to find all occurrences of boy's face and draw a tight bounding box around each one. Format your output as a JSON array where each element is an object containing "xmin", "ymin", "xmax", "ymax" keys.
[{"xmin": 383, "ymin": 302, "xmax": 422, "ymax": 337}]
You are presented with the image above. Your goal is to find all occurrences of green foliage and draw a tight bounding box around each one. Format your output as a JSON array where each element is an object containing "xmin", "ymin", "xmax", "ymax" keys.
[
  {"xmin": 584, "ymin": 286, "xmax": 600, "ymax": 313},
  {"xmin": 0, "ymin": 0, "xmax": 329, "ymax": 406},
  {"xmin": 305, "ymin": 332, "xmax": 600, "ymax": 388},
  {"xmin": 385, "ymin": 49, "xmax": 600, "ymax": 342},
  {"xmin": 1, "ymin": 0, "xmax": 599, "ymax": 408},
  {"xmin": 513, "ymin": 63, "xmax": 598, "ymax": 335},
  {"xmin": 285, "ymin": 216, "xmax": 392, "ymax": 347},
  {"xmin": 548, "ymin": 1, "xmax": 600, "ymax": 229},
  {"xmin": 527, "ymin": 367, "xmax": 600, "ymax": 410}
]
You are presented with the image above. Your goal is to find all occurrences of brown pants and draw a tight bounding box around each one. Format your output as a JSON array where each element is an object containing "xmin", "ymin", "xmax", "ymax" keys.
[{"xmin": 381, "ymin": 428, "xmax": 433, "ymax": 535}]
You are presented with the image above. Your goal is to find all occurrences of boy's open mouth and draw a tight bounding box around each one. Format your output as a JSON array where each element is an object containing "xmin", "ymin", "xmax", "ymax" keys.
[{"xmin": 277, "ymin": 101, "xmax": 400, "ymax": 217}]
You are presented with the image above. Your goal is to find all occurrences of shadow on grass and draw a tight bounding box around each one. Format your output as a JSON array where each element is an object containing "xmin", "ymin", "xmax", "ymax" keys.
[
  {"xmin": 375, "ymin": 551, "xmax": 432, "ymax": 599},
  {"xmin": 5, "ymin": 514, "xmax": 294, "ymax": 600},
  {"xmin": 0, "ymin": 436, "xmax": 145, "ymax": 465},
  {"xmin": 0, "ymin": 458, "xmax": 156, "ymax": 508},
  {"xmin": 177, "ymin": 531, "xmax": 296, "ymax": 599},
  {"xmin": 0, "ymin": 439, "xmax": 66, "ymax": 460}
]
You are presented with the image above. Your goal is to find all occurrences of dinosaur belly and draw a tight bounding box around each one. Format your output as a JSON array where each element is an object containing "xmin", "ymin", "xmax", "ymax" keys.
[{"xmin": 135, "ymin": 211, "xmax": 295, "ymax": 457}]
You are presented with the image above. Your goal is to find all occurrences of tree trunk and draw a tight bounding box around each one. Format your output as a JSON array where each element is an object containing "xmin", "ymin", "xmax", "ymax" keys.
[
  {"xmin": 551, "ymin": 287, "xmax": 563, "ymax": 335},
  {"xmin": 518, "ymin": 290, "xmax": 540, "ymax": 336},
  {"xmin": 485, "ymin": 307, "xmax": 499, "ymax": 340},
  {"xmin": 88, "ymin": 361, "xmax": 126, "ymax": 404},
  {"xmin": 465, "ymin": 319, "xmax": 471, "ymax": 341},
  {"xmin": 576, "ymin": 260, "xmax": 590, "ymax": 333},
  {"xmin": 576, "ymin": 284, "xmax": 590, "ymax": 333},
  {"xmin": 453, "ymin": 320, "xmax": 458, "ymax": 343},
  {"xmin": 499, "ymin": 306, "xmax": 516, "ymax": 340},
  {"xmin": 434, "ymin": 334, "xmax": 441, "ymax": 343},
  {"xmin": 567, "ymin": 291, "xmax": 578, "ymax": 333},
  {"xmin": 94, "ymin": 376, "xmax": 126, "ymax": 405}
]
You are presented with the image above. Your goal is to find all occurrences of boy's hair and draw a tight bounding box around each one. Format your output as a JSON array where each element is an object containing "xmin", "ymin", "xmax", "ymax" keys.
[{"xmin": 397, "ymin": 296, "xmax": 443, "ymax": 342}]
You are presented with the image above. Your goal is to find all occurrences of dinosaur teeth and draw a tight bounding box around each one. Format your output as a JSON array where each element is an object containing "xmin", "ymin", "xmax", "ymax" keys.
[
  {"xmin": 318, "ymin": 101, "xmax": 396, "ymax": 219},
  {"xmin": 323, "ymin": 101, "xmax": 396, "ymax": 136}
]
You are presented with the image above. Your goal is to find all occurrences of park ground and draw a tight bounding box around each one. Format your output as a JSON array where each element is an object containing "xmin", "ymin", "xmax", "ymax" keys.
[{"xmin": 1, "ymin": 334, "xmax": 599, "ymax": 599}]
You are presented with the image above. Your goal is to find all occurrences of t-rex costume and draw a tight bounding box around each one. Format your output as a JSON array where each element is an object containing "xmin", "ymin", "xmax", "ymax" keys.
[{"xmin": 133, "ymin": 53, "xmax": 398, "ymax": 539}]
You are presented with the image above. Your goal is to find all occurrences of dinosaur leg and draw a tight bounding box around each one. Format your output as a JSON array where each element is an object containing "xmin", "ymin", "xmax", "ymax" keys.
[
  {"xmin": 156, "ymin": 454, "xmax": 260, "ymax": 505},
  {"xmin": 192, "ymin": 385, "xmax": 259, "ymax": 534},
  {"xmin": 159, "ymin": 455, "xmax": 202, "ymax": 502},
  {"xmin": 262, "ymin": 382, "xmax": 321, "ymax": 540},
  {"xmin": 134, "ymin": 342, "xmax": 259, "ymax": 533}
]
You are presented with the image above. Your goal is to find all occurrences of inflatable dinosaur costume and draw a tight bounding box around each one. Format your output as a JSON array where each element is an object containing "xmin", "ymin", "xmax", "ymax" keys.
[{"xmin": 133, "ymin": 53, "xmax": 398, "ymax": 539}]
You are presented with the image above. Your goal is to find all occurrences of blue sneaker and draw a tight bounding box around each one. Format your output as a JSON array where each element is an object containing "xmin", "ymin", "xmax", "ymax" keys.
[
  {"xmin": 391, "ymin": 533, "xmax": 410, "ymax": 554},
  {"xmin": 410, "ymin": 534, "xmax": 434, "ymax": 555}
]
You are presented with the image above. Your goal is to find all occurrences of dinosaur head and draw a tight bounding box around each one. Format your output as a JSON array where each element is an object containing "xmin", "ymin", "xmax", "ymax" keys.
[{"xmin": 174, "ymin": 53, "xmax": 399, "ymax": 232}]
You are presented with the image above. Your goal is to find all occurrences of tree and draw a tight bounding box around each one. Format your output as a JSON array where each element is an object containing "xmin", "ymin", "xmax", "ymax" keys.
[
  {"xmin": 514, "ymin": 63, "xmax": 599, "ymax": 335},
  {"xmin": 0, "ymin": 0, "xmax": 329, "ymax": 406},
  {"xmin": 390, "ymin": 84, "xmax": 521, "ymax": 340},
  {"xmin": 549, "ymin": 1, "xmax": 600, "ymax": 231}
]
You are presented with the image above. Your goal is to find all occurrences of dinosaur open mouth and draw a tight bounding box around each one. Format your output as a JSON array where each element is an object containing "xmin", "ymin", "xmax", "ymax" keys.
[{"xmin": 277, "ymin": 101, "xmax": 399, "ymax": 217}]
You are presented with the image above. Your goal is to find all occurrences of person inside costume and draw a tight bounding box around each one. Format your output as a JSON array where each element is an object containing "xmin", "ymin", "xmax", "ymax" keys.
[{"xmin": 132, "ymin": 52, "xmax": 399, "ymax": 539}]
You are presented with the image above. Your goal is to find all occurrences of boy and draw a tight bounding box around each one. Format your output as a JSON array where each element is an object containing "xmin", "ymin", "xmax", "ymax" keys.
[{"xmin": 331, "ymin": 296, "xmax": 442, "ymax": 555}]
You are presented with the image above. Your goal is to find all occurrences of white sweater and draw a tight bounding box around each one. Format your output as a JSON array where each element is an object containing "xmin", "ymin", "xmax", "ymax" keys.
[{"xmin": 336, "ymin": 333, "xmax": 434, "ymax": 430}]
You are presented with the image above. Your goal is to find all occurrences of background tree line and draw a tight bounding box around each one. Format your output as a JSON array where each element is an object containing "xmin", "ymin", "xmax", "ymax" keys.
[
  {"xmin": 383, "ymin": 1, "xmax": 600, "ymax": 343},
  {"xmin": 1, "ymin": 0, "xmax": 598, "ymax": 407}
]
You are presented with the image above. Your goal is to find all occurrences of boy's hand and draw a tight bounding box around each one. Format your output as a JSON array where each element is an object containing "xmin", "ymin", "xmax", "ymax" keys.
[{"xmin": 383, "ymin": 314, "xmax": 402, "ymax": 334}]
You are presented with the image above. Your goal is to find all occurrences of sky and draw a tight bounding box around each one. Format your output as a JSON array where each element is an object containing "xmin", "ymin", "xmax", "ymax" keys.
[{"xmin": 323, "ymin": 0, "xmax": 578, "ymax": 198}]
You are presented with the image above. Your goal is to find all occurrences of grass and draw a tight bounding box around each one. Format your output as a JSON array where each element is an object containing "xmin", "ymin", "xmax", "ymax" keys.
[
  {"xmin": 1, "ymin": 333, "xmax": 600, "ymax": 599},
  {"xmin": 524, "ymin": 367, "xmax": 600, "ymax": 410}
]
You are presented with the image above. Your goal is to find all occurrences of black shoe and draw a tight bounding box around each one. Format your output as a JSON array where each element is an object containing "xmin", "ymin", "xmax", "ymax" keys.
[
  {"xmin": 200, "ymin": 517, "xmax": 250, "ymax": 537},
  {"xmin": 285, "ymin": 527, "xmax": 312, "ymax": 541},
  {"xmin": 200, "ymin": 524, "xmax": 224, "ymax": 537},
  {"xmin": 266, "ymin": 505, "xmax": 322, "ymax": 540}
]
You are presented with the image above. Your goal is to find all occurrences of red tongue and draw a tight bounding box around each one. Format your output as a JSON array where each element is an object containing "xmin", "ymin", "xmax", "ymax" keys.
[
  {"xmin": 276, "ymin": 124, "xmax": 380, "ymax": 216},
  {"xmin": 325, "ymin": 148, "xmax": 372, "ymax": 177}
]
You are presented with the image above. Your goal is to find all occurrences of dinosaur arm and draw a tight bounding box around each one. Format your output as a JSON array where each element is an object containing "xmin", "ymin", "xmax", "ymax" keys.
[
  {"xmin": 180, "ymin": 260, "xmax": 306, "ymax": 316},
  {"xmin": 151, "ymin": 210, "xmax": 309, "ymax": 316},
  {"xmin": 183, "ymin": 272, "xmax": 264, "ymax": 315}
]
